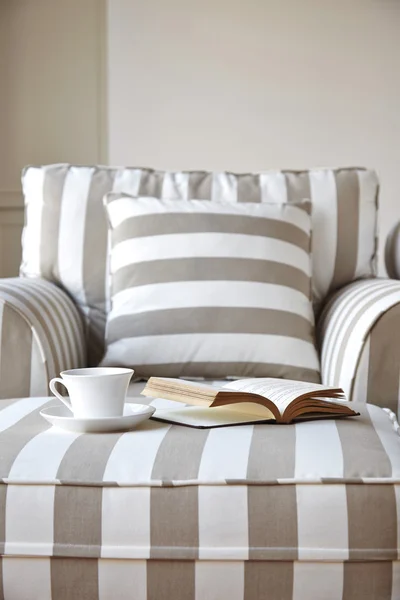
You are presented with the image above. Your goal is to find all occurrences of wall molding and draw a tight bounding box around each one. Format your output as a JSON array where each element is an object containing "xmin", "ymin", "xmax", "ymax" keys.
[{"xmin": 0, "ymin": 190, "xmax": 23, "ymax": 210}]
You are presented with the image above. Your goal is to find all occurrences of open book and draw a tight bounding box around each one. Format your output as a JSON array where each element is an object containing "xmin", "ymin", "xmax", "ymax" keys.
[{"xmin": 141, "ymin": 377, "xmax": 359, "ymax": 428}]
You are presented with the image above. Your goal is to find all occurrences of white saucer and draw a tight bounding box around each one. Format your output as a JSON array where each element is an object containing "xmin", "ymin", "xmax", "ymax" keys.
[{"xmin": 40, "ymin": 403, "xmax": 155, "ymax": 433}]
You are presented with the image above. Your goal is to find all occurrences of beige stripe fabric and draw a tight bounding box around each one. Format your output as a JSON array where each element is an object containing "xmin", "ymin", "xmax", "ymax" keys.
[
  {"xmin": 247, "ymin": 425, "xmax": 296, "ymax": 480},
  {"xmin": 318, "ymin": 278, "xmax": 400, "ymax": 418},
  {"xmin": 331, "ymin": 170, "xmax": 360, "ymax": 289},
  {"xmin": 115, "ymin": 212, "xmax": 310, "ymax": 248},
  {"xmin": 351, "ymin": 337, "xmax": 370, "ymax": 404},
  {"xmin": 336, "ymin": 409, "xmax": 392, "ymax": 478},
  {"xmin": 0, "ymin": 278, "xmax": 86, "ymax": 399},
  {"xmin": 113, "ymin": 258, "xmax": 311, "ymax": 297},
  {"xmin": 351, "ymin": 303, "xmax": 400, "ymax": 418},
  {"xmin": 53, "ymin": 487, "xmax": 103, "ymax": 558},
  {"xmin": 346, "ymin": 484, "xmax": 397, "ymax": 560},
  {"xmin": 102, "ymin": 195, "xmax": 319, "ymax": 380},
  {"xmin": 6, "ymin": 557, "xmax": 400, "ymax": 600},
  {"xmin": 0, "ymin": 399, "xmax": 399, "ymax": 569},
  {"xmin": 150, "ymin": 488, "xmax": 199, "ymax": 559},
  {"xmin": 343, "ymin": 561, "xmax": 393, "ymax": 600},
  {"xmin": 245, "ymin": 561, "xmax": 294, "ymax": 599},
  {"xmin": 107, "ymin": 308, "xmax": 313, "ymax": 341},
  {"xmin": 0, "ymin": 303, "xmax": 32, "ymax": 398},
  {"xmin": 248, "ymin": 486, "xmax": 298, "ymax": 559},
  {"xmin": 147, "ymin": 560, "xmax": 195, "ymax": 600},
  {"xmin": 151, "ymin": 425, "xmax": 209, "ymax": 481},
  {"xmin": 21, "ymin": 165, "xmax": 379, "ymax": 365},
  {"xmin": 51, "ymin": 558, "xmax": 99, "ymax": 600},
  {"xmin": 0, "ymin": 558, "xmax": 398, "ymax": 599}
]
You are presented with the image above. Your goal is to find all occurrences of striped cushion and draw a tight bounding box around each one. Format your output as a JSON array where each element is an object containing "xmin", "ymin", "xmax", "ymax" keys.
[
  {"xmin": 101, "ymin": 194, "xmax": 319, "ymax": 380},
  {"xmin": 20, "ymin": 164, "xmax": 379, "ymax": 365}
]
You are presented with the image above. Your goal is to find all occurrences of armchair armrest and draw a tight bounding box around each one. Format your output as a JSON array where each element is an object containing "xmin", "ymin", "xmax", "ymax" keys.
[
  {"xmin": 0, "ymin": 278, "xmax": 86, "ymax": 398},
  {"xmin": 318, "ymin": 278, "xmax": 400, "ymax": 417}
]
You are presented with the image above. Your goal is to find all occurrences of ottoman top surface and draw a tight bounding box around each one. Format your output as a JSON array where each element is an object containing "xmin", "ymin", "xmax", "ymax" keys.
[{"xmin": 0, "ymin": 397, "xmax": 399, "ymax": 487}]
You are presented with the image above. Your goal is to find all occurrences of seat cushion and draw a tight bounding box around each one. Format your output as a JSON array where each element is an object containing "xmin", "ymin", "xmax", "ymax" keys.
[
  {"xmin": 20, "ymin": 165, "xmax": 379, "ymax": 365},
  {"xmin": 101, "ymin": 194, "xmax": 319, "ymax": 381},
  {"xmin": 0, "ymin": 396, "xmax": 398, "ymax": 564}
]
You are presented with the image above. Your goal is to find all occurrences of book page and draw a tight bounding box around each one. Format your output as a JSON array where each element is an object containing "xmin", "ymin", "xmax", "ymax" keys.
[
  {"xmin": 152, "ymin": 406, "xmax": 274, "ymax": 428},
  {"xmin": 223, "ymin": 378, "xmax": 343, "ymax": 412}
]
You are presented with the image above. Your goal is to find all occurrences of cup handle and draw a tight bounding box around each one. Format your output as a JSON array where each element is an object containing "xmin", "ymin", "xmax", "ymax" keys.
[{"xmin": 49, "ymin": 378, "xmax": 73, "ymax": 412}]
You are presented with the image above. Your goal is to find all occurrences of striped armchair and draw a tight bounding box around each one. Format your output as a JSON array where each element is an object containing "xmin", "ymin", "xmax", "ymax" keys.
[
  {"xmin": 0, "ymin": 278, "xmax": 86, "ymax": 398},
  {"xmin": 1, "ymin": 164, "xmax": 399, "ymax": 419},
  {"xmin": 318, "ymin": 278, "xmax": 400, "ymax": 418}
]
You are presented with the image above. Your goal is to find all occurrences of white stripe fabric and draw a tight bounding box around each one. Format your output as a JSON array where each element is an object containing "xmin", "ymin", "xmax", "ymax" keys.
[
  {"xmin": 212, "ymin": 172, "xmax": 238, "ymax": 202},
  {"xmin": 98, "ymin": 559, "xmax": 147, "ymax": 600},
  {"xmin": 396, "ymin": 487, "xmax": 400, "ymax": 557},
  {"xmin": 111, "ymin": 234, "xmax": 310, "ymax": 272},
  {"xmin": 57, "ymin": 167, "xmax": 93, "ymax": 304},
  {"xmin": 368, "ymin": 405, "xmax": 400, "ymax": 475},
  {"xmin": 292, "ymin": 562, "xmax": 344, "ymax": 600},
  {"xmin": 8, "ymin": 427, "xmax": 80, "ymax": 481},
  {"xmin": 318, "ymin": 278, "xmax": 400, "ymax": 417},
  {"xmin": 112, "ymin": 168, "xmax": 142, "ymax": 195},
  {"xmin": 162, "ymin": 171, "xmax": 189, "ymax": 199},
  {"xmin": 308, "ymin": 169, "xmax": 338, "ymax": 305},
  {"xmin": 2, "ymin": 557, "xmax": 53, "ymax": 600},
  {"xmin": 112, "ymin": 282, "xmax": 312, "ymax": 319},
  {"xmin": 198, "ymin": 486, "xmax": 249, "ymax": 560},
  {"xmin": 0, "ymin": 397, "xmax": 49, "ymax": 433},
  {"xmin": 101, "ymin": 487, "xmax": 151, "ymax": 559},
  {"xmin": 195, "ymin": 562, "xmax": 244, "ymax": 600},
  {"xmin": 21, "ymin": 166, "xmax": 45, "ymax": 277},
  {"xmin": 0, "ymin": 278, "xmax": 86, "ymax": 399},
  {"xmin": 20, "ymin": 165, "xmax": 379, "ymax": 365},
  {"xmin": 5, "ymin": 485, "xmax": 55, "ymax": 555},
  {"xmin": 294, "ymin": 420, "xmax": 343, "ymax": 478},
  {"xmin": 393, "ymin": 563, "xmax": 400, "ymax": 600},
  {"xmin": 259, "ymin": 172, "xmax": 288, "ymax": 203},
  {"xmin": 102, "ymin": 421, "xmax": 170, "ymax": 484},
  {"xmin": 296, "ymin": 484, "xmax": 349, "ymax": 560},
  {"xmin": 101, "ymin": 195, "xmax": 319, "ymax": 380},
  {"xmin": 198, "ymin": 426, "xmax": 254, "ymax": 481},
  {"xmin": 104, "ymin": 335, "xmax": 320, "ymax": 373}
]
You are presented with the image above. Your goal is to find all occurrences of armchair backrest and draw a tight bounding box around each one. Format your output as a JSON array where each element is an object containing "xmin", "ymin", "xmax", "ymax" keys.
[{"xmin": 21, "ymin": 165, "xmax": 379, "ymax": 365}]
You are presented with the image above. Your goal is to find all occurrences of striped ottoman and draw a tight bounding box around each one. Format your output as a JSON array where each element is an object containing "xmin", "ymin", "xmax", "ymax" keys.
[{"xmin": 0, "ymin": 390, "xmax": 399, "ymax": 600}]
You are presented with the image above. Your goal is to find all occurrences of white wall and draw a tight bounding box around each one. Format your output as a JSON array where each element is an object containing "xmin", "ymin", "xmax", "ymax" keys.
[
  {"xmin": 0, "ymin": 0, "xmax": 105, "ymax": 275},
  {"xmin": 2, "ymin": 1, "xmax": 399, "ymax": 275},
  {"xmin": 108, "ymin": 0, "xmax": 400, "ymax": 271}
]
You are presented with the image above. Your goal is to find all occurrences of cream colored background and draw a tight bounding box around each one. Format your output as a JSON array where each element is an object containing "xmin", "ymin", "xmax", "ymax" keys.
[
  {"xmin": 1, "ymin": 0, "xmax": 399, "ymax": 276},
  {"xmin": 108, "ymin": 0, "xmax": 400, "ymax": 274},
  {"xmin": 0, "ymin": 0, "xmax": 105, "ymax": 276}
]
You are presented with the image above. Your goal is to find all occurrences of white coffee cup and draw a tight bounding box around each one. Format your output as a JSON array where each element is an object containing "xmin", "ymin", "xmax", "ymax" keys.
[{"xmin": 49, "ymin": 367, "xmax": 134, "ymax": 418}]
